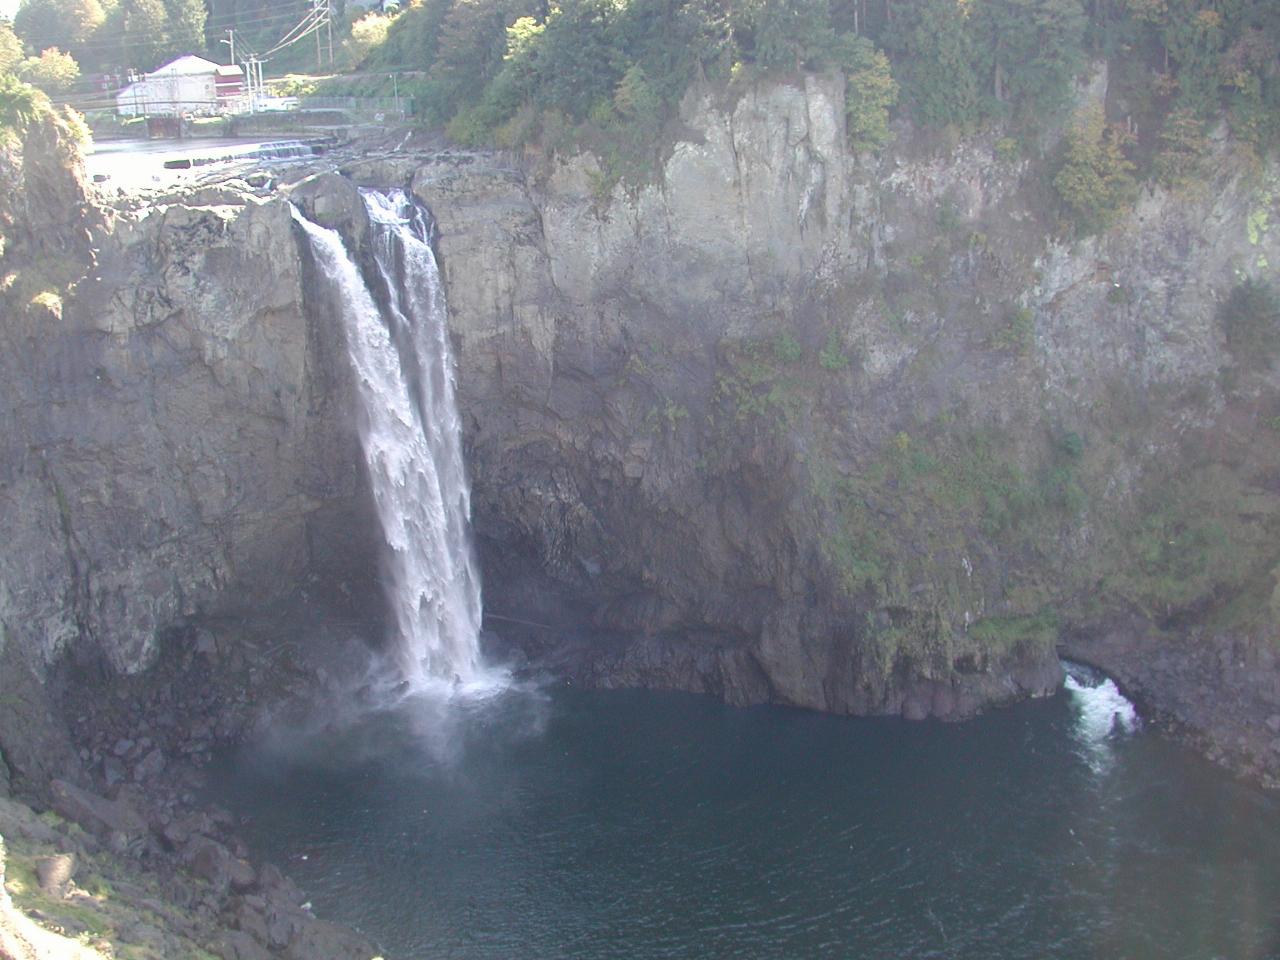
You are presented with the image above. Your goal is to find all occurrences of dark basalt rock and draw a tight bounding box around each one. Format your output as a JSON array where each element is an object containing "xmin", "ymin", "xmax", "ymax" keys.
[{"xmin": 49, "ymin": 778, "xmax": 148, "ymax": 841}]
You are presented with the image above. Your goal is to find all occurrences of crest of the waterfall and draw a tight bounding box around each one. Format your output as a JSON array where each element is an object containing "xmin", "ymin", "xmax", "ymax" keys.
[{"xmin": 291, "ymin": 191, "xmax": 501, "ymax": 698}]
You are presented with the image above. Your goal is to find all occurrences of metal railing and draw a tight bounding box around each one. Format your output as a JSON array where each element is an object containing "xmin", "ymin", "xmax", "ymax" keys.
[{"xmin": 297, "ymin": 95, "xmax": 412, "ymax": 114}]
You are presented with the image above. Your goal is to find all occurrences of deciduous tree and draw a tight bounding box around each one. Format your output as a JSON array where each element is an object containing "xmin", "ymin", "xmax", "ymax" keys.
[
  {"xmin": 18, "ymin": 46, "xmax": 80, "ymax": 92},
  {"xmin": 1053, "ymin": 104, "xmax": 1137, "ymax": 234},
  {"xmin": 840, "ymin": 33, "xmax": 896, "ymax": 150}
]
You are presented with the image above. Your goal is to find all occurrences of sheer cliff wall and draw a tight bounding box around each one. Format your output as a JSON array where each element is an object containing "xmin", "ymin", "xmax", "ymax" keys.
[{"xmin": 4, "ymin": 73, "xmax": 1280, "ymax": 791}]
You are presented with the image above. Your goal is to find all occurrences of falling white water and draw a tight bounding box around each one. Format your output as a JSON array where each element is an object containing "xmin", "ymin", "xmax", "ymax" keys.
[
  {"xmin": 1062, "ymin": 662, "xmax": 1139, "ymax": 773},
  {"xmin": 292, "ymin": 190, "xmax": 498, "ymax": 696}
]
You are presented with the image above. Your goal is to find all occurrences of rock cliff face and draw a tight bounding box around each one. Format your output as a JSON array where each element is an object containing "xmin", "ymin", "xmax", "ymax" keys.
[
  {"xmin": 385, "ymin": 77, "xmax": 1279, "ymax": 750},
  {"xmin": 395, "ymin": 73, "xmax": 1280, "ymax": 772},
  {"xmin": 0, "ymin": 129, "xmax": 378, "ymax": 793},
  {"xmin": 3, "ymin": 71, "xmax": 1280, "ymax": 791}
]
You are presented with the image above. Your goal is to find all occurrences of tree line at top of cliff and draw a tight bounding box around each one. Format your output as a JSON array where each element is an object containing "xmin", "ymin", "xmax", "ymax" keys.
[
  {"xmin": 345, "ymin": 0, "xmax": 1276, "ymax": 227},
  {"xmin": 0, "ymin": 0, "xmax": 1275, "ymax": 236}
]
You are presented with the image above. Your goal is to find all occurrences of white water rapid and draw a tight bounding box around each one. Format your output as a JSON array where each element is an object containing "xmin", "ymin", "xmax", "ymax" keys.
[
  {"xmin": 1062, "ymin": 661, "xmax": 1139, "ymax": 773},
  {"xmin": 292, "ymin": 189, "xmax": 497, "ymax": 696}
]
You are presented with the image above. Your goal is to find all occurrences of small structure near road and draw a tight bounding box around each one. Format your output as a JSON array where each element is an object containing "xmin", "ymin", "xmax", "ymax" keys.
[{"xmin": 115, "ymin": 56, "xmax": 246, "ymax": 118}]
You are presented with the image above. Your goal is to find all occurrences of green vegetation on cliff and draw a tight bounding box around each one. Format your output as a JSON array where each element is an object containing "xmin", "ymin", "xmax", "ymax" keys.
[{"xmin": 352, "ymin": 0, "xmax": 1275, "ymax": 200}]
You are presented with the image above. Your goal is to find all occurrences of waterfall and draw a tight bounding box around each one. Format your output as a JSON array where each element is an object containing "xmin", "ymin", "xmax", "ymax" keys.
[{"xmin": 292, "ymin": 189, "xmax": 492, "ymax": 694}]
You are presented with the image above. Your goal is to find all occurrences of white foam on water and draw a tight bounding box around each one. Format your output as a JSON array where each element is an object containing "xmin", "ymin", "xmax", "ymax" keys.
[{"xmin": 1063, "ymin": 666, "xmax": 1139, "ymax": 773}]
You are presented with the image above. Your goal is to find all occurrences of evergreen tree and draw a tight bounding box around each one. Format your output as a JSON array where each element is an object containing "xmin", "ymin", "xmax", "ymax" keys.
[
  {"xmin": 0, "ymin": 71, "xmax": 48, "ymax": 134},
  {"xmin": 883, "ymin": 0, "xmax": 982, "ymax": 129},
  {"xmin": 365, "ymin": 0, "xmax": 451, "ymax": 71},
  {"xmin": 1162, "ymin": 1, "xmax": 1223, "ymax": 116},
  {"xmin": 739, "ymin": 0, "xmax": 840, "ymax": 71},
  {"xmin": 529, "ymin": 0, "xmax": 624, "ymax": 119},
  {"xmin": 423, "ymin": 0, "xmax": 539, "ymax": 127},
  {"xmin": 1152, "ymin": 105, "xmax": 1209, "ymax": 192},
  {"xmin": 970, "ymin": 0, "xmax": 1086, "ymax": 124},
  {"xmin": 1221, "ymin": 26, "xmax": 1279, "ymax": 150}
]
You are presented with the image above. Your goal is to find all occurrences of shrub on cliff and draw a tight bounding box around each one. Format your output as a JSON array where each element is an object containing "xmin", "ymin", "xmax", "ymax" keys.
[
  {"xmin": 1052, "ymin": 105, "xmax": 1137, "ymax": 235},
  {"xmin": 0, "ymin": 22, "xmax": 22, "ymax": 76},
  {"xmin": 0, "ymin": 74, "xmax": 49, "ymax": 138}
]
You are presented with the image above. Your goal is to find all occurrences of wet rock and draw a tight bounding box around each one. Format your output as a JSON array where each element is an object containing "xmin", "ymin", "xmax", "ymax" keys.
[
  {"xmin": 266, "ymin": 906, "xmax": 300, "ymax": 949},
  {"xmin": 34, "ymin": 853, "xmax": 76, "ymax": 897},
  {"xmin": 50, "ymin": 779, "xmax": 148, "ymax": 841},
  {"xmin": 257, "ymin": 863, "xmax": 305, "ymax": 906},
  {"xmin": 901, "ymin": 691, "xmax": 930, "ymax": 722}
]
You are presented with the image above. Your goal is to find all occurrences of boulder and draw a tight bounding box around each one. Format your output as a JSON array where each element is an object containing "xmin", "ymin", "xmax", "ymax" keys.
[
  {"xmin": 217, "ymin": 930, "xmax": 274, "ymax": 960},
  {"xmin": 0, "ymin": 797, "xmax": 61, "ymax": 845},
  {"xmin": 185, "ymin": 837, "xmax": 256, "ymax": 893},
  {"xmin": 49, "ymin": 779, "xmax": 148, "ymax": 841},
  {"xmin": 161, "ymin": 810, "xmax": 217, "ymax": 848},
  {"xmin": 133, "ymin": 748, "xmax": 166, "ymax": 782},
  {"xmin": 282, "ymin": 917, "xmax": 379, "ymax": 960},
  {"xmin": 35, "ymin": 854, "xmax": 77, "ymax": 897}
]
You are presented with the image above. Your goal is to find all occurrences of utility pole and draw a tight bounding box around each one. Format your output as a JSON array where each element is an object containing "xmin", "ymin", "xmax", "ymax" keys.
[
  {"xmin": 243, "ymin": 56, "xmax": 263, "ymax": 113},
  {"xmin": 314, "ymin": 0, "xmax": 328, "ymax": 69},
  {"xmin": 326, "ymin": 0, "xmax": 334, "ymax": 66},
  {"xmin": 221, "ymin": 28, "xmax": 235, "ymax": 66}
]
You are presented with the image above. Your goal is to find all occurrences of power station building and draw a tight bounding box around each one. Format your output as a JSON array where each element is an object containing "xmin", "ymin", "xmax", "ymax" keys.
[{"xmin": 115, "ymin": 56, "xmax": 246, "ymax": 117}]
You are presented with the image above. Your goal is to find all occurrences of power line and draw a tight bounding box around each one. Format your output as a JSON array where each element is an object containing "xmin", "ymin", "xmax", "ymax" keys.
[{"xmin": 11, "ymin": 8, "xmax": 328, "ymax": 57}]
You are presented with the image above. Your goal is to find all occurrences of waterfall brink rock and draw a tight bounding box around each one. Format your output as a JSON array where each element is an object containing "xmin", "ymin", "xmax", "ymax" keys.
[{"xmin": 292, "ymin": 190, "xmax": 488, "ymax": 693}]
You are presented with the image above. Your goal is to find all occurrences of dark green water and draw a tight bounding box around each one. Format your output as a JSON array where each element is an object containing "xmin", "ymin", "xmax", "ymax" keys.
[{"xmin": 209, "ymin": 680, "xmax": 1280, "ymax": 960}]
